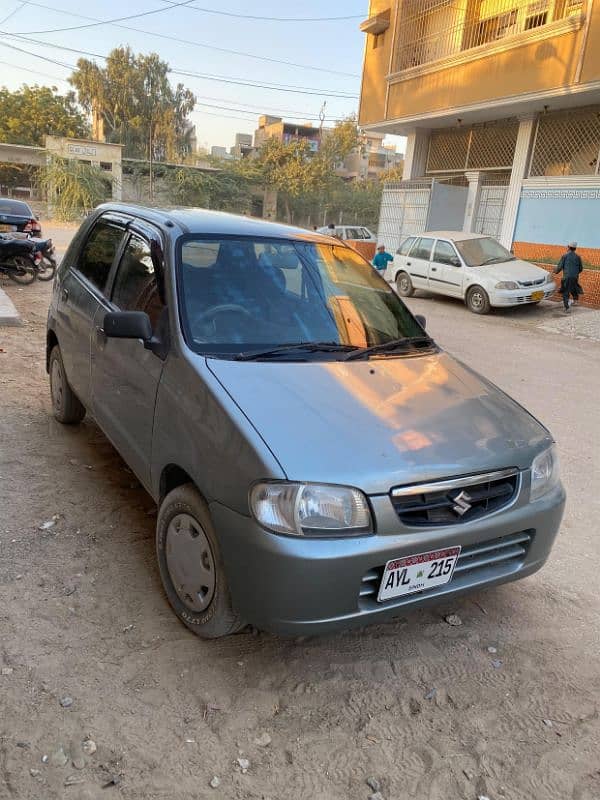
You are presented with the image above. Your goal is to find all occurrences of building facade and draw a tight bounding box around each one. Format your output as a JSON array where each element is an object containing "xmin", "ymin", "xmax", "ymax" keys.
[
  {"xmin": 254, "ymin": 115, "xmax": 322, "ymax": 152},
  {"xmin": 338, "ymin": 131, "xmax": 404, "ymax": 180},
  {"xmin": 359, "ymin": 0, "xmax": 600, "ymax": 267}
]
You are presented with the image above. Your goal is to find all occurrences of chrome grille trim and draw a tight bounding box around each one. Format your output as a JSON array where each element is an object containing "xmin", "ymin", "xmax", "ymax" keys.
[{"xmin": 391, "ymin": 468, "xmax": 519, "ymax": 498}]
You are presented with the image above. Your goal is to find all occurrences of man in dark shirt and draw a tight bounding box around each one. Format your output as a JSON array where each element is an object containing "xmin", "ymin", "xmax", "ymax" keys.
[{"xmin": 555, "ymin": 241, "xmax": 583, "ymax": 312}]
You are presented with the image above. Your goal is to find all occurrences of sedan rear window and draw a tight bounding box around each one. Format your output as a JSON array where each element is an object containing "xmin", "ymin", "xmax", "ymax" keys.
[
  {"xmin": 177, "ymin": 236, "xmax": 425, "ymax": 358},
  {"xmin": 0, "ymin": 199, "xmax": 32, "ymax": 216}
]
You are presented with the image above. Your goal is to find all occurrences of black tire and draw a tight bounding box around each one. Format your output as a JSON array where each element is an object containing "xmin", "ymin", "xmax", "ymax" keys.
[
  {"xmin": 396, "ymin": 271, "xmax": 414, "ymax": 297},
  {"xmin": 36, "ymin": 257, "xmax": 57, "ymax": 282},
  {"xmin": 156, "ymin": 484, "xmax": 245, "ymax": 638},
  {"xmin": 466, "ymin": 285, "xmax": 491, "ymax": 314},
  {"xmin": 7, "ymin": 257, "xmax": 36, "ymax": 285},
  {"xmin": 49, "ymin": 345, "xmax": 86, "ymax": 424}
]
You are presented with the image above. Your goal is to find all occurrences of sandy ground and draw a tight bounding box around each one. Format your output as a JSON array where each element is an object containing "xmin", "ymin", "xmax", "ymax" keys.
[{"xmin": 1, "ymin": 230, "xmax": 600, "ymax": 800}]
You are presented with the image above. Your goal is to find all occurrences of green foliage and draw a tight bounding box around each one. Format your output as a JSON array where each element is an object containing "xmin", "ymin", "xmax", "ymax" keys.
[
  {"xmin": 40, "ymin": 157, "xmax": 111, "ymax": 221},
  {"xmin": 0, "ymin": 85, "xmax": 89, "ymax": 146},
  {"xmin": 165, "ymin": 164, "xmax": 254, "ymax": 214},
  {"xmin": 69, "ymin": 47, "xmax": 195, "ymax": 161}
]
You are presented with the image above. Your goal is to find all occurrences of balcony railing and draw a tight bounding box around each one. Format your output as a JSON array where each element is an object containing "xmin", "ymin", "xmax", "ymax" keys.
[{"xmin": 394, "ymin": 0, "xmax": 584, "ymax": 73}]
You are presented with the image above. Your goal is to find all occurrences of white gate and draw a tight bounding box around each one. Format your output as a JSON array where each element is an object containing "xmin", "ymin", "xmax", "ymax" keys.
[
  {"xmin": 474, "ymin": 177, "xmax": 510, "ymax": 238},
  {"xmin": 377, "ymin": 180, "xmax": 432, "ymax": 253}
]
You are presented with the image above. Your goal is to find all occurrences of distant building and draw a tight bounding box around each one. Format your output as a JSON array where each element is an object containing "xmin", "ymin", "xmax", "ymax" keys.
[
  {"xmin": 339, "ymin": 131, "xmax": 404, "ymax": 181},
  {"xmin": 231, "ymin": 132, "xmax": 254, "ymax": 159},
  {"xmin": 359, "ymin": 0, "xmax": 600, "ymax": 267},
  {"xmin": 210, "ymin": 145, "xmax": 233, "ymax": 160},
  {"xmin": 254, "ymin": 115, "xmax": 321, "ymax": 152}
]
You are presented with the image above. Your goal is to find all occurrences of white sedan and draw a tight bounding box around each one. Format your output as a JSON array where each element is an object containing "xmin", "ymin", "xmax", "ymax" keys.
[{"xmin": 386, "ymin": 231, "xmax": 557, "ymax": 314}]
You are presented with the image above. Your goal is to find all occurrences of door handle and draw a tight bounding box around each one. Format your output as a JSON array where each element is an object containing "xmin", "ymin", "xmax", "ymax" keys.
[
  {"xmin": 95, "ymin": 325, "xmax": 106, "ymax": 339},
  {"xmin": 61, "ymin": 287, "xmax": 69, "ymax": 302},
  {"xmin": 431, "ymin": 267, "xmax": 437, "ymax": 272},
  {"xmin": 406, "ymin": 261, "xmax": 411, "ymax": 266}
]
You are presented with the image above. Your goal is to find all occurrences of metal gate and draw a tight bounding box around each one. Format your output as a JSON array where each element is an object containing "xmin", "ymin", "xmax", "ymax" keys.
[
  {"xmin": 377, "ymin": 180, "xmax": 432, "ymax": 253},
  {"xmin": 474, "ymin": 174, "xmax": 510, "ymax": 238}
]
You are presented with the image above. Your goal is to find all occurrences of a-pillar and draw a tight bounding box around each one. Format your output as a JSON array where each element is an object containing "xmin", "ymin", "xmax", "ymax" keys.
[
  {"xmin": 499, "ymin": 113, "xmax": 537, "ymax": 248},
  {"xmin": 402, "ymin": 128, "xmax": 430, "ymax": 180},
  {"xmin": 464, "ymin": 171, "xmax": 483, "ymax": 232}
]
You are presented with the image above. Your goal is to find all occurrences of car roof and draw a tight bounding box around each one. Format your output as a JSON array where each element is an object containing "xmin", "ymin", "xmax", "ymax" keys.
[
  {"xmin": 408, "ymin": 231, "xmax": 491, "ymax": 242},
  {"xmin": 97, "ymin": 203, "xmax": 332, "ymax": 243}
]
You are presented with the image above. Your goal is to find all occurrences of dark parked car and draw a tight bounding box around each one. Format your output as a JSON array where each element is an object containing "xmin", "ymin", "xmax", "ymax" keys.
[
  {"xmin": 46, "ymin": 204, "xmax": 565, "ymax": 638},
  {"xmin": 0, "ymin": 197, "xmax": 42, "ymax": 236}
]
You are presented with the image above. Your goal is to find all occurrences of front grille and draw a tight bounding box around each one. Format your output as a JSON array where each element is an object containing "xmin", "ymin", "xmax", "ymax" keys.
[
  {"xmin": 391, "ymin": 469, "xmax": 519, "ymax": 527},
  {"xmin": 359, "ymin": 530, "xmax": 533, "ymax": 605},
  {"xmin": 519, "ymin": 278, "xmax": 545, "ymax": 287}
]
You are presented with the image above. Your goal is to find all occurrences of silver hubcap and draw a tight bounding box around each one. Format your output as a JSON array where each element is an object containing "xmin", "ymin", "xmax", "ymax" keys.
[
  {"xmin": 50, "ymin": 357, "xmax": 64, "ymax": 413},
  {"xmin": 471, "ymin": 291, "xmax": 484, "ymax": 309},
  {"xmin": 400, "ymin": 277, "xmax": 410, "ymax": 292},
  {"xmin": 166, "ymin": 513, "xmax": 216, "ymax": 613}
]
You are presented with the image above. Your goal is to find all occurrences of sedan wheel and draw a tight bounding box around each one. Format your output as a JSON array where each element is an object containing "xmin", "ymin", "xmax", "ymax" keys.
[
  {"xmin": 396, "ymin": 272, "xmax": 414, "ymax": 297},
  {"xmin": 166, "ymin": 513, "xmax": 216, "ymax": 613},
  {"xmin": 466, "ymin": 285, "xmax": 491, "ymax": 314}
]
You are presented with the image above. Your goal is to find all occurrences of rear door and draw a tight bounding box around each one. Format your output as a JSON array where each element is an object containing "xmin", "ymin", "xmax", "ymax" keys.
[
  {"xmin": 91, "ymin": 225, "xmax": 166, "ymax": 489},
  {"xmin": 404, "ymin": 236, "xmax": 434, "ymax": 291},
  {"xmin": 430, "ymin": 239, "xmax": 464, "ymax": 298},
  {"xmin": 55, "ymin": 215, "xmax": 127, "ymax": 407}
]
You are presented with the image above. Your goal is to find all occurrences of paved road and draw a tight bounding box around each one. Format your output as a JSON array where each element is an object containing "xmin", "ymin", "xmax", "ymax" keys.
[{"xmin": 0, "ymin": 269, "xmax": 599, "ymax": 800}]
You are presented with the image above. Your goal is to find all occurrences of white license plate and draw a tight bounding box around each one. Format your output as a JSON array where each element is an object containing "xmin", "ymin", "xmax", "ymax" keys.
[{"xmin": 377, "ymin": 546, "xmax": 461, "ymax": 602}]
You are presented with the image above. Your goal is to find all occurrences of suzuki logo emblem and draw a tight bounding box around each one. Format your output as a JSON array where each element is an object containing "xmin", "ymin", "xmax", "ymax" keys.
[{"xmin": 452, "ymin": 490, "xmax": 473, "ymax": 516}]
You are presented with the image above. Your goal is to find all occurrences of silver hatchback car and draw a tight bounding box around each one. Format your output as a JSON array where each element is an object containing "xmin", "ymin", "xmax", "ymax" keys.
[{"xmin": 47, "ymin": 204, "xmax": 565, "ymax": 637}]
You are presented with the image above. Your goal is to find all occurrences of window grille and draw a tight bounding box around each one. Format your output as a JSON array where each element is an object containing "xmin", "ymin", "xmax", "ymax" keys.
[
  {"xmin": 426, "ymin": 120, "xmax": 519, "ymax": 173},
  {"xmin": 394, "ymin": 0, "xmax": 583, "ymax": 72},
  {"xmin": 530, "ymin": 106, "xmax": 600, "ymax": 176}
]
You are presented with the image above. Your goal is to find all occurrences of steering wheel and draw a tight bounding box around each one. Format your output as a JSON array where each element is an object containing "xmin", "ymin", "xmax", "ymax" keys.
[{"xmin": 190, "ymin": 303, "xmax": 253, "ymax": 330}]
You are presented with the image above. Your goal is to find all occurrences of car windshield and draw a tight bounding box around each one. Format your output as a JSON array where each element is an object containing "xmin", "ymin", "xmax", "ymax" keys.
[
  {"xmin": 177, "ymin": 236, "xmax": 428, "ymax": 359},
  {"xmin": 455, "ymin": 237, "xmax": 516, "ymax": 267},
  {"xmin": 0, "ymin": 199, "xmax": 31, "ymax": 216}
]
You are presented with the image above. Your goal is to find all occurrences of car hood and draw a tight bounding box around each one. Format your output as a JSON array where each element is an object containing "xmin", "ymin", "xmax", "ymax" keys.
[
  {"xmin": 478, "ymin": 259, "xmax": 551, "ymax": 284},
  {"xmin": 207, "ymin": 351, "xmax": 551, "ymax": 495}
]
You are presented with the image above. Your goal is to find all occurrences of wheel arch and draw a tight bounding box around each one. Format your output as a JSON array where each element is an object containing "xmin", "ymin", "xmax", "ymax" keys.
[
  {"xmin": 46, "ymin": 329, "xmax": 59, "ymax": 373},
  {"xmin": 159, "ymin": 463, "xmax": 197, "ymax": 502}
]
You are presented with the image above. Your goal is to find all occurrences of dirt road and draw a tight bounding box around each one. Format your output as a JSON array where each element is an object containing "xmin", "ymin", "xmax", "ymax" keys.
[{"xmin": 1, "ymin": 260, "xmax": 599, "ymax": 800}]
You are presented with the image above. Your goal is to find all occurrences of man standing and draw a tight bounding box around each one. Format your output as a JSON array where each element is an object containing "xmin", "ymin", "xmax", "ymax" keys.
[
  {"xmin": 372, "ymin": 244, "xmax": 394, "ymax": 274},
  {"xmin": 555, "ymin": 241, "xmax": 583, "ymax": 313}
]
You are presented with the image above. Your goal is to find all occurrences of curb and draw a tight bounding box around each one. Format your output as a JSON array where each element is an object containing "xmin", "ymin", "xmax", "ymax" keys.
[{"xmin": 0, "ymin": 288, "xmax": 23, "ymax": 327}]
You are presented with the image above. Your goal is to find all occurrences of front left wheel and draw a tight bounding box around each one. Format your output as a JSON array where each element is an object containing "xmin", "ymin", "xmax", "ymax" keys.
[
  {"xmin": 466, "ymin": 285, "xmax": 491, "ymax": 314},
  {"xmin": 156, "ymin": 484, "xmax": 245, "ymax": 638}
]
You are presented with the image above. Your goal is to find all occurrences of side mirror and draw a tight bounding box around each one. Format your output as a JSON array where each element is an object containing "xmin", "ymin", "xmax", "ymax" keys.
[
  {"xmin": 415, "ymin": 314, "xmax": 426, "ymax": 329},
  {"xmin": 451, "ymin": 257, "xmax": 461, "ymax": 267},
  {"xmin": 103, "ymin": 311, "xmax": 152, "ymax": 341}
]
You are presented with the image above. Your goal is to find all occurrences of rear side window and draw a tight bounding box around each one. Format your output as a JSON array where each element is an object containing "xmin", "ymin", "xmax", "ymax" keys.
[
  {"xmin": 397, "ymin": 237, "xmax": 416, "ymax": 256},
  {"xmin": 433, "ymin": 240, "xmax": 460, "ymax": 266},
  {"xmin": 77, "ymin": 220, "xmax": 124, "ymax": 292},
  {"xmin": 411, "ymin": 237, "xmax": 434, "ymax": 260}
]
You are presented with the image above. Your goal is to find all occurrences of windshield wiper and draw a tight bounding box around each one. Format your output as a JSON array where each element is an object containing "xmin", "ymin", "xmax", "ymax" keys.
[
  {"xmin": 233, "ymin": 341, "xmax": 357, "ymax": 361},
  {"xmin": 478, "ymin": 256, "xmax": 513, "ymax": 266},
  {"xmin": 343, "ymin": 336, "xmax": 434, "ymax": 361}
]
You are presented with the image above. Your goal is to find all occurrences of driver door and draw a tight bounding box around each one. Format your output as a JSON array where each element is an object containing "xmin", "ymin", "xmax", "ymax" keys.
[
  {"xmin": 91, "ymin": 226, "xmax": 167, "ymax": 490},
  {"xmin": 431, "ymin": 239, "xmax": 464, "ymax": 298}
]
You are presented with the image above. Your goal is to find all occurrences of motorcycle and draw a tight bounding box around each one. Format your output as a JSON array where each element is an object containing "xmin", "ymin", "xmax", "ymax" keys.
[
  {"xmin": 8, "ymin": 232, "xmax": 57, "ymax": 282},
  {"xmin": 30, "ymin": 237, "xmax": 57, "ymax": 282},
  {"xmin": 0, "ymin": 235, "xmax": 40, "ymax": 284}
]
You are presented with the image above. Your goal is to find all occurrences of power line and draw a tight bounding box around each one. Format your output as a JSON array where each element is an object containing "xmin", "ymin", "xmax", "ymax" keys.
[
  {"xmin": 1, "ymin": 32, "xmax": 359, "ymax": 98},
  {"xmin": 0, "ymin": 55, "xmax": 68, "ymax": 82},
  {"xmin": 155, "ymin": 1, "xmax": 364, "ymax": 22},
  {"xmin": 10, "ymin": 0, "xmax": 199, "ymax": 35},
  {"xmin": 5, "ymin": 0, "xmax": 360, "ymax": 77},
  {"xmin": 0, "ymin": 0, "xmax": 32, "ymax": 26}
]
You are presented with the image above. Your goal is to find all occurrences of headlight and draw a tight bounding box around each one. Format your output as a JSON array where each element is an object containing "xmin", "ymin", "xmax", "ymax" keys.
[
  {"xmin": 530, "ymin": 446, "xmax": 560, "ymax": 502},
  {"xmin": 495, "ymin": 281, "xmax": 519, "ymax": 290},
  {"xmin": 250, "ymin": 482, "xmax": 372, "ymax": 537}
]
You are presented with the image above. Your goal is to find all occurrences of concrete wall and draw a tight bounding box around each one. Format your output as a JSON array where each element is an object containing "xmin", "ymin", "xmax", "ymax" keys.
[
  {"xmin": 358, "ymin": 0, "xmax": 396, "ymax": 126},
  {"xmin": 514, "ymin": 186, "xmax": 600, "ymax": 249}
]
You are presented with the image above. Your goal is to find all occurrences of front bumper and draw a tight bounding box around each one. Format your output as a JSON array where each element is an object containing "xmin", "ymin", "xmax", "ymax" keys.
[
  {"xmin": 490, "ymin": 284, "xmax": 556, "ymax": 307},
  {"xmin": 210, "ymin": 483, "xmax": 565, "ymax": 636}
]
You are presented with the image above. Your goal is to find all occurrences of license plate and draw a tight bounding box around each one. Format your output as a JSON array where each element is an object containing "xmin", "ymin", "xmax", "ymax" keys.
[
  {"xmin": 377, "ymin": 546, "xmax": 461, "ymax": 602},
  {"xmin": 531, "ymin": 290, "xmax": 544, "ymax": 301},
  {"xmin": 0, "ymin": 224, "xmax": 15, "ymax": 232}
]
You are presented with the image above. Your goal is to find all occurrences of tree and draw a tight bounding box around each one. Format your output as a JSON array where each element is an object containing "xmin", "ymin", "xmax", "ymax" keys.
[
  {"xmin": 69, "ymin": 48, "xmax": 195, "ymax": 162},
  {"xmin": 40, "ymin": 157, "xmax": 111, "ymax": 220},
  {"xmin": 0, "ymin": 85, "xmax": 89, "ymax": 146}
]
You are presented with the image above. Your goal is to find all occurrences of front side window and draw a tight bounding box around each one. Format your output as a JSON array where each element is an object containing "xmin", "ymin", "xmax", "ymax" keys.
[
  {"xmin": 112, "ymin": 232, "xmax": 164, "ymax": 327},
  {"xmin": 433, "ymin": 240, "xmax": 460, "ymax": 266},
  {"xmin": 77, "ymin": 220, "xmax": 124, "ymax": 292},
  {"xmin": 411, "ymin": 237, "xmax": 434, "ymax": 261},
  {"xmin": 455, "ymin": 237, "xmax": 516, "ymax": 267},
  {"xmin": 177, "ymin": 237, "xmax": 426, "ymax": 358},
  {"xmin": 398, "ymin": 236, "xmax": 416, "ymax": 256}
]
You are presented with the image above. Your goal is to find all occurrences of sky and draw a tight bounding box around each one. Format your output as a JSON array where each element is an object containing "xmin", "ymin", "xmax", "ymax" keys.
[{"xmin": 0, "ymin": 0, "xmax": 405, "ymax": 153}]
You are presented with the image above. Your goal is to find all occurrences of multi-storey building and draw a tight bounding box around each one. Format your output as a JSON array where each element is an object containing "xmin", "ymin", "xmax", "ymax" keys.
[{"xmin": 359, "ymin": 0, "xmax": 600, "ymax": 267}]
